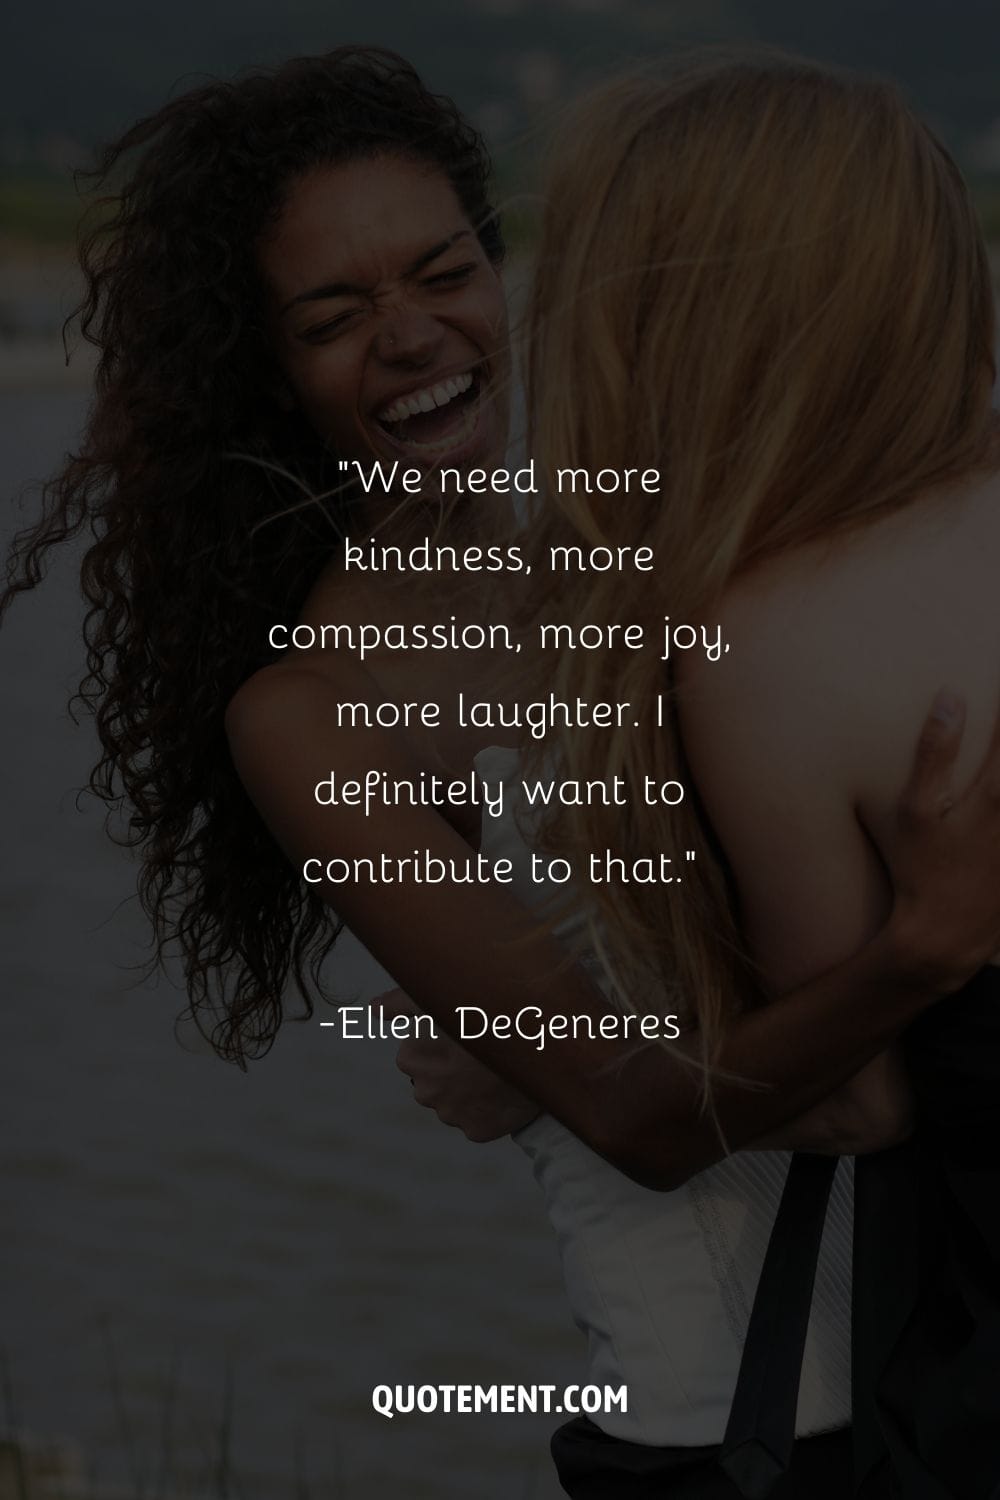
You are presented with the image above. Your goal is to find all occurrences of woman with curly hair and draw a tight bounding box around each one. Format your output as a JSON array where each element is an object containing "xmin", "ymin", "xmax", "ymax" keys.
[{"xmin": 2, "ymin": 46, "xmax": 512, "ymax": 1061}]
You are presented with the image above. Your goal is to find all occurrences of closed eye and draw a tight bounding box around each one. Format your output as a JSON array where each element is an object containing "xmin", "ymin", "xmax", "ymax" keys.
[
  {"xmin": 424, "ymin": 263, "xmax": 477, "ymax": 288},
  {"xmin": 300, "ymin": 309, "xmax": 363, "ymax": 343}
]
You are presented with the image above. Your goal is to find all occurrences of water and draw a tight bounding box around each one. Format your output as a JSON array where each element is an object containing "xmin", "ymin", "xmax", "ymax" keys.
[{"xmin": 0, "ymin": 393, "xmax": 576, "ymax": 1499}]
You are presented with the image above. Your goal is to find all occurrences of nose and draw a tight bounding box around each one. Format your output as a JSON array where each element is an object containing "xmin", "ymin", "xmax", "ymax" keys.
[{"xmin": 373, "ymin": 305, "xmax": 443, "ymax": 367}]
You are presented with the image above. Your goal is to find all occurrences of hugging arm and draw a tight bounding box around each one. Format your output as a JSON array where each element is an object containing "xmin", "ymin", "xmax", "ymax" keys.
[{"xmin": 227, "ymin": 666, "xmax": 1000, "ymax": 1191}]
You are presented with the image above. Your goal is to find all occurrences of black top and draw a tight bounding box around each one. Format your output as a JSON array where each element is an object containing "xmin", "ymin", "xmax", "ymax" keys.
[{"xmin": 853, "ymin": 965, "xmax": 1000, "ymax": 1498}]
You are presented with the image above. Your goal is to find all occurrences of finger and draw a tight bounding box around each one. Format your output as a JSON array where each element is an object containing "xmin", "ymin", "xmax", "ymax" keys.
[
  {"xmin": 375, "ymin": 988, "xmax": 418, "ymax": 1021},
  {"xmin": 969, "ymin": 688, "xmax": 1000, "ymax": 788},
  {"xmin": 395, "ymin": 1041, "xmax": 418, "ymax": 1075},
  {"xmin": 902, "ymin": 690, "xmax": 966, "ymax": 815},
  {"xmin": 395, "ymin": 1031, "xmax": 451, "ymax": 1070},
  {"xmin": 395, "ymin": 1040, "xmax": 449, "ymax": 1078}
]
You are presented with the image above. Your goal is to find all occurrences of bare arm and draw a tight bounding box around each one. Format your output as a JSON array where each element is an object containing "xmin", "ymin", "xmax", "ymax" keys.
[
  {"xmin": 398, "ymin": 1012, "xmax": 912, "ymax": 1154},
  {"xmin": 227, "ymin": 665, "xmax": 1000, "ymax": 1190}
]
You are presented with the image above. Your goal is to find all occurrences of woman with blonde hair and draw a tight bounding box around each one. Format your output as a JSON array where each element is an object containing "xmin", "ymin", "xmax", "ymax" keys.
[{"xmin": 500, "ymin": 52, "xmax": 1000, "ymax": 1498}]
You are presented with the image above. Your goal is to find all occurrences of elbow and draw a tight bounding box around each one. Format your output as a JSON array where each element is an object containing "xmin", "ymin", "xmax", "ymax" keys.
[
  {"xmin": 627, "ymin": 1162, "xmax": 691, "ymax": 1194},
  {"xmin": 819, "ymin": 1059, "xmax": 916, "ymax": 1157},
  {"xmin": 565, "ymin": 1061, "xmax": 717, "ymax": 1192},
  {"xmin": 838, "ymin": 1097, "xmax": 915, "ymax": 1157}
]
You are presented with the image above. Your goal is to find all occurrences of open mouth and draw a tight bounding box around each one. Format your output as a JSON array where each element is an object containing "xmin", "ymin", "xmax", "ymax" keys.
[{"xmin": 375, "ymin": 369, "xmax": 483, "ymax": 455}]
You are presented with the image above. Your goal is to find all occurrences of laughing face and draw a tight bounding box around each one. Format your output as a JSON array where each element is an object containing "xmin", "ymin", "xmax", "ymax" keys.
[{"xmin": 261, "ymin": 155, "xmax": 510, "ymax": 496}]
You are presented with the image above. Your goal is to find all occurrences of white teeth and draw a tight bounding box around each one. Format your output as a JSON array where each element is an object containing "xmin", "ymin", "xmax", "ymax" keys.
[
  {"xmin": 378, "ymin": 370, "xmax": 474, "ymax": 424},
  {"xmin": 396, "ymin": 396, "xmax": 481, "ymax": 453}
]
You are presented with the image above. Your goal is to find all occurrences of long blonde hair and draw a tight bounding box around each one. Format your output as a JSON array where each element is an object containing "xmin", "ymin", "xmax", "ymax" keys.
[{"xmin": 522, "ymin": 54, "xmax": 998, "ymax": 1064}]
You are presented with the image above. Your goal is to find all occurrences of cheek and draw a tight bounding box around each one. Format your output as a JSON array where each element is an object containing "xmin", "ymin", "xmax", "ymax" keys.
[
  {"xmin": 289, "ymin": 352, "xmax": 365, "ymax": 438},
  {"xmin": 453, "ymin": 277, "xmax": 508, "ymax": 345}
]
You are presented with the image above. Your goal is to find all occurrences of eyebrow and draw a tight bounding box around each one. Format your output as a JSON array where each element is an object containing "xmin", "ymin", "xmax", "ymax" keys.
[{"xmin": 279, "ymin": 230, "xmax": 474, "ymax": 315}]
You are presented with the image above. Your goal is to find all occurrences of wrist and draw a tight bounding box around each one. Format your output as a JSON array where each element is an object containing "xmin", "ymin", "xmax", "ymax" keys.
[{"xmin": 881, "ymin": 906, "xmax": 976, "ymax": 1000}]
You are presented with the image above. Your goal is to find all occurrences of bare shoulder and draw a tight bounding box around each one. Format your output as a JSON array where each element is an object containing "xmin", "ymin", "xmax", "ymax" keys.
[
  {"xmin": 224, "ymin": 656, "xmax": 393, "ymax": 818},
  {"xmin": 673, "ymin": 473, "xmax": 1000, "ymax": 990},
  {"xmin": 225, "ymin": 656, "xmax": 374, "ymax": 750},
  {"xmin": 687, "ymin": 470, "xmax": 1000, "ymax": 797}
]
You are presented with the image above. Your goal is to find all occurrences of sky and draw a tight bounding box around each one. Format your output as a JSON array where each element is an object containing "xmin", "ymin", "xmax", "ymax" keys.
[{"xmin": 4, "ymin": 0, "xmax": 999, "ymax": 170}]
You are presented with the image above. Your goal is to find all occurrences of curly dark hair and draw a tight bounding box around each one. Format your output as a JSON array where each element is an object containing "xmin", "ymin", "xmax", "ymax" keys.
[{"xmin": 1, "ymin": 46, "xmax": 504, "ymax": 1064}]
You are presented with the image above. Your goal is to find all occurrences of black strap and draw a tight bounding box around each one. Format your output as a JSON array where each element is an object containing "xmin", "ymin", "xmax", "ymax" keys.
[{"xmin": 718, "ymin": 1152, "xmax": 840, "ymax": 1499}]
